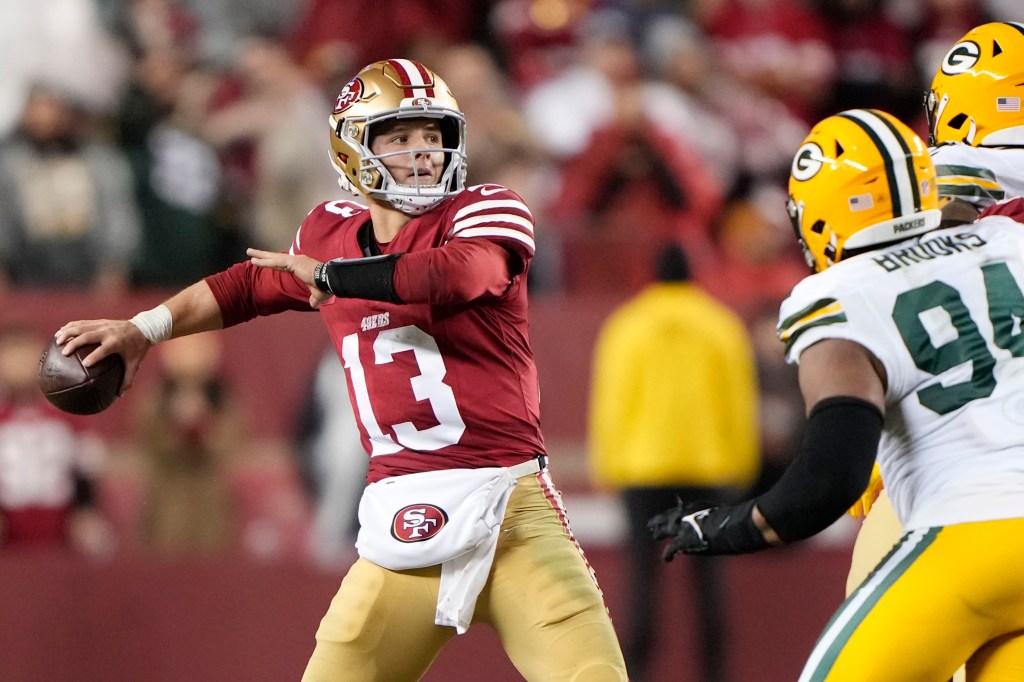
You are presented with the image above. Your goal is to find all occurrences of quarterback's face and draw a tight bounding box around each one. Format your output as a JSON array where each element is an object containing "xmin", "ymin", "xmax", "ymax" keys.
[{"xmin": 370, "ymin": 118, "xmax": 445, "ymax": 187}]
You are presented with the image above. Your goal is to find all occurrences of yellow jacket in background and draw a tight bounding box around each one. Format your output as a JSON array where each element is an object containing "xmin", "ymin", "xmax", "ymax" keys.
[{"xmin": 588, "ymin": 283, "xmax": 760, "ymax": 490}]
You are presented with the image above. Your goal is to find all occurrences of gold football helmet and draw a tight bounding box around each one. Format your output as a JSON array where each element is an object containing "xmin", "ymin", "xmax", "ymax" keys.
[
  {"xmin": 926, "ymin": 22, "xmax": 1024, "ymax": 147},
  {"xmin": 328, "ymin": 59, "xmax": 467, "ymax": 215},
  {"xmin": 787, "ymin": 109, "xmax": 941, "ymax": 273}
]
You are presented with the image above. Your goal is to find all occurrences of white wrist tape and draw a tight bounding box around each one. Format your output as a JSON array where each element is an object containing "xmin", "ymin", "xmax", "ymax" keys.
[{"xmin": 129, "ymin": 304, "xmax": 173, "ymax": 345}]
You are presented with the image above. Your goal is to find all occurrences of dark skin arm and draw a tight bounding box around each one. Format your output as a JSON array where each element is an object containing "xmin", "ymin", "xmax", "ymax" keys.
[{"xmin": 753, "ymin": 338, "xmax": 887, "ymax": 543}]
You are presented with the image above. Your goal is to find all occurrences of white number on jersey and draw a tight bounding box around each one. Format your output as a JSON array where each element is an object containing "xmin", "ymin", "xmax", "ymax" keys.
[{"xmin": 342, "ymin": 325, "xmax": 467, "ymax": 455}]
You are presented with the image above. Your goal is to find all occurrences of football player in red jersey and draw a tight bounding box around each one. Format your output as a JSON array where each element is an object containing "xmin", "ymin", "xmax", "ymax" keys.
[{"xmin": 55, "ymin": 59, "xmax": 627, "ymax": 681}]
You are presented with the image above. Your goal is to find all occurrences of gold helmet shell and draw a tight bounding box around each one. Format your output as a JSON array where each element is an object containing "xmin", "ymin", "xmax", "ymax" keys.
[
  {"xmin": 926, "ymin": 22, "xmax": 1024, "ymax": 147},
  {"xmin": 328, "ymin": 59, "xmax": 467, "ymax": 215},
  {"xmin": 787, "ymin": 109, "xmax": 941, "ymax": 273}
]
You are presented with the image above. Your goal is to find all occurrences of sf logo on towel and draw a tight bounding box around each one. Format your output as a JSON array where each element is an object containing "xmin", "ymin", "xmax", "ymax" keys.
[{"xmin": 392, "ymin": 504, "xmax": 449, "ymax": 542}]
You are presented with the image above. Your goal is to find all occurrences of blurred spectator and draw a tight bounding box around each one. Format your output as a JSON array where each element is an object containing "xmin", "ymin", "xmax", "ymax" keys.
[
  {"xmin": 644, "ymin": 14, "xmax": 808, "ymax": 187},
  {"xmin": 179, "ymin": 0, "xmax": 302, "ymax": 69},
  {"xmin": 694, "ymin": 0, "xmax": 837, "ymax": 124},
  {"xmin": 117, "ymin": 44, "xmax": 227, "ymax": 287},
  {"xmin": 746, "ymin": 303, "xmax": 804, "ymax": 497},
  {"xmin": 104, "ymin": 0, "xmax": 201, "ymax": 58},
  {"xmin": 292, "ymin": 346, "xmax": 366, "ymax": 570},
  {"xmin": 551, "ymin": 113, "xmax": 723, "ymax": 292},
  {"xmin": 818, "ymin": 0, "xmax": 919, "ymax": 121},
  {"xmin": 640, "ymin": 15, "xmax": 741, "ymax": 192},
  {"xmin": 522, "ymin": 8, "xmax": 646, "ymax": 161},
  {"xmin": 0, "ymin": 84, "xmax": 142, "ymax": 295},
  {"xmin": 203, "ymin": 35, "xmax": 350, "ymax": 251},
  {"xmin": 588, "ymin": 242, "xmax": 760, "ymax": 682},
  {"xmin": 701, "ymin": 182, "xmax": 807, "ymax": 319},
  {"xmin": 287, "ymin": 0, "xmax": 478, "ymax": 79},
  {"xmin": 0, "ymin": 323, "xmax": 115, "ymax": 557},
  {"xmin": 136, "ymin": 333, "xmax": 239, "ymax": 556},
  {"xmin": 488, "ymin": 0, "xmax": 587, "ymax": 90},
  {"xmin": 528, "ymin": 9, "xmax": 723, "ymax": 293},
  {"xmin": 0, "ymin": 0, "xmax": 129, "ymax": 139}
]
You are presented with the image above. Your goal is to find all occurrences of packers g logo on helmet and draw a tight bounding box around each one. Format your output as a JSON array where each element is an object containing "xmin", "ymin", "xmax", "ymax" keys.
[
  {"xmin": 940, "ymin": 40, "xmax": 980, "ymax": 75},
  {"xmin": 791, "ymin": 142, "xmax": 825, "ymax": 181},
  {"xmin": 927, "ymin": 22, "xmax": 1024, "ymax": 147},
  {"xmin": 788, "ymin": 109, "xmax": 941, "ymax": 273},
  {"xmin": 328, "ymin": 59, "xmax": 468, "ymax": 215}
]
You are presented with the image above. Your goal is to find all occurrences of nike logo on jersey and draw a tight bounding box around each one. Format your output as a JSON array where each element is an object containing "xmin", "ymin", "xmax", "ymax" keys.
[{"xmin": 477, "ymin": 185, "xmax": 504, "ymax": 196}]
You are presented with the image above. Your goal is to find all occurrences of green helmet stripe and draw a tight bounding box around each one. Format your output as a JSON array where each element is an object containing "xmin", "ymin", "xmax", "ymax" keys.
[{"xmin": 837, "ymin": 110, "xmax": 918, "ymax": 217}]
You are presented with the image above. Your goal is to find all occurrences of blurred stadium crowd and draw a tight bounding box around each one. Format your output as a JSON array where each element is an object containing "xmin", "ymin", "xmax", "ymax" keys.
[{"xmin": 0, "ymin": 0, "xmax": 1019, "ymax": 565}]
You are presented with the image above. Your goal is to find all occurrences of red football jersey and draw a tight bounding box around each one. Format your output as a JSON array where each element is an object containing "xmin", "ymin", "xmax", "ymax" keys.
[
  {"xmin": 0, "ymin": 399, "xmax": 94, "ymax": 545},
  {"xmin": 209, "ymin": 185, "xmax": 545, "ymax": 482}
]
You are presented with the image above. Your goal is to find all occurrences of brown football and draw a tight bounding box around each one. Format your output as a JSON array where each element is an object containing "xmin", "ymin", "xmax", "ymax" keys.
[{"xmin": 37, "ymin": 337, "xmax": 125, "ymax": 415}]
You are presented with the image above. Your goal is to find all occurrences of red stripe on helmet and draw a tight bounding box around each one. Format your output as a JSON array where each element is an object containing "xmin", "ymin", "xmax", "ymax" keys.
[
  {"xmin": 412, "ymin": 61, "xmax": 435, "ymax": 97},
  {"xmin": 387, "ymin": 59, "xmax": 435, "ymax": 99}
]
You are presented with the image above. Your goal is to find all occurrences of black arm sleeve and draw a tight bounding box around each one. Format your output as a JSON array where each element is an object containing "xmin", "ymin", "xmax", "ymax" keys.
[
  {"xmin": 313, "ymin": 254, "xmax": 404, "ymax": 303},
  {"xmin": 755, "ymin": 396, "xmax": 883, "ymax": 543}
]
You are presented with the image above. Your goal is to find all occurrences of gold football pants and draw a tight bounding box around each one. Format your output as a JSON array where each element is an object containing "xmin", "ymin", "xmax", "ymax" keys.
[
  {"xmin": 846, "ymin": 490, "xmax": 904, "ymax": 596},
  {"xmin": 301, "ymin": 471, "xmax": 628, "ymax": 682},
  {"xmin": 804, "ymin": 517, "xmax": 1024, "ymax": 681}
]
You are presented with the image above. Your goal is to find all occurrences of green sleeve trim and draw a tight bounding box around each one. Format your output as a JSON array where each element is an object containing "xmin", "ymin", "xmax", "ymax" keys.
[
  {"xmin": 934, "ymin": 164, "xmax": 998, "ymax": 181},
  {"xmin": 777, "ymin": 297, "xmax": 848, "ymax": 354}
]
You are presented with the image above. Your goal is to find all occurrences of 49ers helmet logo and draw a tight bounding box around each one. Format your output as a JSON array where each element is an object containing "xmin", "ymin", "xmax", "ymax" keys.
[
  {"xmin": 334, "ymin": 78, "xmax": 364, "ymax": 114},
  {"xmin": 392, "ymin": 504, "xmax": 448, "ymax": 542}
]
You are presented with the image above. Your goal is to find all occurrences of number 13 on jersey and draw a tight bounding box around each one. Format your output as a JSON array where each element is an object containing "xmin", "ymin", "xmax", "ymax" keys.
[{"xmin": 341, "ymin": 325, "xmax": 467, "ymax": 455}]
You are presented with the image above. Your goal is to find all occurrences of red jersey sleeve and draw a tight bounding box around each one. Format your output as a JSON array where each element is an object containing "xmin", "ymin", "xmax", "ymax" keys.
[
  {"xmin": 205, "ymin": 261, "xmax": 314, "ymax": 328},
  {"xmin": 393, "ymin": 239, "xmax": 512, "ymax": 305},
  {"xmin": 443, "ymin": 185, "xmax": 536, "ymax": 274},
  {"xmin": 979, "ymin": 197, "xmax": 1024, "ymax": 223}
]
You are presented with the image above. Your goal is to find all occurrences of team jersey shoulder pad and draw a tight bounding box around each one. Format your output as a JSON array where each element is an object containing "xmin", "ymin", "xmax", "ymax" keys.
[
  {"xmin": 777, "ymin": 269, "xmax": 853, "ymax": 355},
  {"xmin": 291, "ymin": 199, "xmax": 367, "ymax": 255},
  {"xmin": 443, "ymin": 184, "xmax": 536, "ymax": 257},
  {"xmin": 931, "ymin": 144, "xmax": 1006, "ymax": 204}
]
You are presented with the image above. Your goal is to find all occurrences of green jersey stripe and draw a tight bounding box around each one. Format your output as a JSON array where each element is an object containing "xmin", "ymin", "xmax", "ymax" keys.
[
  {"xmin": 778, "ymin": 297, "xmax": 840, "ymax": 335},
  {"xmin": 782, "ymin": 314, "xmax": 848, "ymax": 354},
  {"xmin": 934, "ymin": 164, "xmax": 999, "ymax": 182},
  {"xmin": 938, "ymin": 184, "xmax": 1007, "ymax": 201}
]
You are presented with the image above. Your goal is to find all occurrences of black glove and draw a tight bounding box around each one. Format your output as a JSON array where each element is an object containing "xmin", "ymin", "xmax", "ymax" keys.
[{"xmin": 647, "ymin": 498, "xmax": 768, "ymax": 560}]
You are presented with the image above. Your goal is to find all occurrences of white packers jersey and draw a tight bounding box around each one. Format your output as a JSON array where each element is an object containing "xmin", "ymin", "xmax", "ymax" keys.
[
  {"xmin": 931, "ymin": 143, "xmax": 1024, "ymax": 207},
  {"xmin": 778, "ymin": 214, "xmax": 1024, "ymax": 531}
]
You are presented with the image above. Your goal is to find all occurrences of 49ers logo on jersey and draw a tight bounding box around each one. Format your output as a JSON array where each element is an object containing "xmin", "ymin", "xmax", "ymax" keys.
[
  {"xmin": 334, "ymin": 78, "xmax": 364, "ymax": 113},
  {"xmin": 392, "ymin": 504, "xmax": 448, "ymax": 542}
]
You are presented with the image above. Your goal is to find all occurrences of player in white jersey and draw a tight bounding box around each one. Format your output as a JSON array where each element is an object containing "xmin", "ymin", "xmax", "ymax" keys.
[
  {"xmin": 927, "ymin": 22, "xmax": 1024, "ymax": 210},
  {"xmin": 649, "ymin": 108, "xmax": 1024, "ymax": 679},
  {"xmin": 846, "ymin": 23, "xmax": 1024, "ymax": 610}
]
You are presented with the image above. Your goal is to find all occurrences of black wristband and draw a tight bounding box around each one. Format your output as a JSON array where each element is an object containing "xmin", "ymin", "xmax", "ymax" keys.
[
  {"xmin": 313, "ymin": 261, "xmax": 333, "ymax": 294},
  {"xmin": 315, "ymin": 254, "xmax": 404, "ymax": 303}
]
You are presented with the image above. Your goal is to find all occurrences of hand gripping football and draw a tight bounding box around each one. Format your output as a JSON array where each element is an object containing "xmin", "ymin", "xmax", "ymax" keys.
[{"xmin": 37, "ymin": 336, "xmax": 125, "ymax": 415}]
